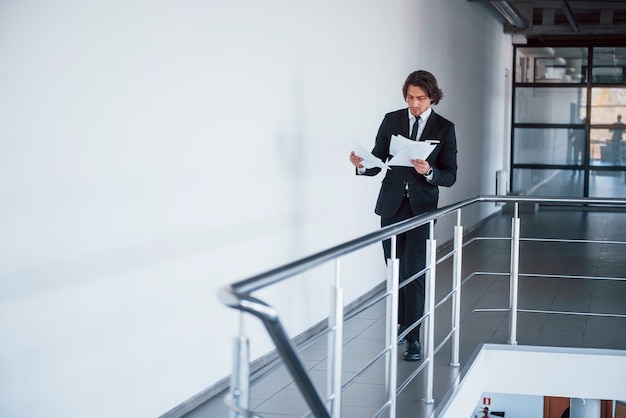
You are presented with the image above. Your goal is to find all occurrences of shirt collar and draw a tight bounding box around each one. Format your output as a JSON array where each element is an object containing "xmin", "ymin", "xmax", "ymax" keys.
[{"xmin": 408, "ymin": 106, "xmax": 433, "ymax": 123}]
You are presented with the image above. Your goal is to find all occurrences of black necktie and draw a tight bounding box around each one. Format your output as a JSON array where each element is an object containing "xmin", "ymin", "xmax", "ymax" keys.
[{"xmin": 410, "ymin": 116, "xmax": 420, "ymax": 140}]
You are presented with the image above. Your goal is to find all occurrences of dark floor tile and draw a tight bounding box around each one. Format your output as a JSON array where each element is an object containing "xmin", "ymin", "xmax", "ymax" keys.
[
  {"xmin": 589, "ymin": 295, "xmax": 626, "ymax": 315},
  {"xmin": 341, "ymin": 404, "xmax": 387, "ymax": 417},
  {"xmin": 251, "ymin": 376, "xmax": 293, "ymax": 401},
  {"xmin": 583, "ymin": 317, "xmax": 626, "ymax": 349},
  {"xmin": 342, "ymin": 317, "xmax": 379, "ymax": 341},
  {"xmin": 254, "ymin": 388, "xmax": 311, "ymax": 416},
  {"xmin": 535, "ymin": 333, "xmax": 584, "ymax": 347},
  {"xmin": 342, "ymin": 335, "xmax": 386, "ymax": 357},
  {"xmin": 355, "ymin": 317, "xmax": 388, "ymax": 341},
  {"xmin": 297, "ymin": 340, "xmax": 331, "ymax": 362},
  {"xmin": 592, "ymin": 279, "xmax": 626, "ymax": 297}
]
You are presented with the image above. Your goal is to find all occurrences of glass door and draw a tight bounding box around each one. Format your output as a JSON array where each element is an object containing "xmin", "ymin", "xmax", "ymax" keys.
[{"xmin": 512, "ymin": 46, "xmax": 626, "ymax": 198}]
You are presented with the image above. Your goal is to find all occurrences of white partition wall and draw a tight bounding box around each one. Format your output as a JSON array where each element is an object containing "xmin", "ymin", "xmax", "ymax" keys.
[
  {"xmin": 436, "ymin": 345, "xmax": 626, "ymax": 418},
  {"xmin": 0, "ymin": 1, "xmax": 512, "ymax": 416}
]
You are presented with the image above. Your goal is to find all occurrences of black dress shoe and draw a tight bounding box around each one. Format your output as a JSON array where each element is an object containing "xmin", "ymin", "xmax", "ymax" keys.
[{"xmin": 403, "ymin": 341, "xmax": 422, "ymax": 361}]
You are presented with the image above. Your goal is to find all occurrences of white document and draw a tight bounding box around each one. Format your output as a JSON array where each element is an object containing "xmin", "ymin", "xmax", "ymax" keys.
[
  {"xmin": 387, "ymin": 134, "xmax": 437, "ymax": 167},
  {"xmin": 351, "ymin": 137, "xmax": 389, "ymax": 170},
  {"xmin": 389, "ymin": 134, "xmax": 415, "ymax": 156}
]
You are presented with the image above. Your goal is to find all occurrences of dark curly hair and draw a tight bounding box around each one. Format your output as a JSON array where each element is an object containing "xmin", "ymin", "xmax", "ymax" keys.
[{"xmin": 402, "ymin": 70, "xmax": 444, "ymax": 105}]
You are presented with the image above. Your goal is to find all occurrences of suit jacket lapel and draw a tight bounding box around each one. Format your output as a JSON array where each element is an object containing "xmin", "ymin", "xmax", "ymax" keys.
[
  {"xmin": 401, "ymin": 110, "xmax": 410, "ymax": 139},
  {"xmin": 420, "ymin": 110, "xmax": 438, "ymax": 141}
]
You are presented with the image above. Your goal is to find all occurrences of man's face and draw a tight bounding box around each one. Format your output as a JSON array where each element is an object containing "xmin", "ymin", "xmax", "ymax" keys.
[{"xmin": 405, "ymin": 85, "xmax": 431, "ymax": 117}]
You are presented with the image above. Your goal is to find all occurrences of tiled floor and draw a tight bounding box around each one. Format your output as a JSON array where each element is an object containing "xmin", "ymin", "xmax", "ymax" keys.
[{"xmin": 181, "ymin": 207, "xmax": 626, "ymax": 418}]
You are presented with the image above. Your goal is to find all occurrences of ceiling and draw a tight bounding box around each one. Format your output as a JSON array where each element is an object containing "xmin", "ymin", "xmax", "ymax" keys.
[{"xmin": 469, "ymin": 0, "xmax": 626, "ymax": 44}]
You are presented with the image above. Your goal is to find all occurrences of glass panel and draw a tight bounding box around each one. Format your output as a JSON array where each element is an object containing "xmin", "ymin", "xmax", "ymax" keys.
[
  {"xmin": 592, "ymin": 47, "xmax": 626, "ymax": 83},
  {"xmin": 512, "ymin": 168, "xmax": 584, "ymax": 197},
  {"xmin": 589, "ymin": 170, "xmax": 626, "ymax": 197},
  {"xmin": 514, "ymin": 128, "xmax": 583, "ymax": 165},
  {"xmin": 516, "ymin": 47, "xmax": 588, "ymax": 83},
  {"xmin": 589, "ymin": 87, "xmax": 626, "ymax": 125},
  {"xmin": 515, "ymin": 87, "xmax": 586, "ymax": 124},
  {"xmin": 589, "ymin": 88, "xmax": 626, "ymax": 167},
  {"xmin": 590, "ymin": 128, "xmax": 626, "ymax": 166}
]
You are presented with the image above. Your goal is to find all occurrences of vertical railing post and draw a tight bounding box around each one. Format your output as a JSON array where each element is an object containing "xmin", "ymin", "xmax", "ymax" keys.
[
  {"xmin": 230, "ymin": 312, "xmax": 250, "ymax": 418},
  {"xmin": 385, "ymin": 236, "xmax": 399, "ymax": 417},
  {"xmin": 450, "ymin": 210, "xmax": 463, "ymax": 367},
  {"xmin": 326, "ymin": 259, "xmax": 344, "ymax": 418},
  {"xmin": 508, "ymin": 203, "xmax": 520, "ymax": 345},
  {"xmin": 422, "ymin": 221, "xmax": 436, "ymax": 404}
]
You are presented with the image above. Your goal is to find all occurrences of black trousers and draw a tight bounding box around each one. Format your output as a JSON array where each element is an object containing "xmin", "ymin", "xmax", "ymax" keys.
[{"xmin": 381, "ymin": 197, "xmax": 428, "ymax": 343}]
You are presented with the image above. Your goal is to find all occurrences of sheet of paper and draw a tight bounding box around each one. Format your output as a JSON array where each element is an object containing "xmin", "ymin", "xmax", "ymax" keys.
[
  {"xmin": 351, "ymin": 137, "xmax": 389, "ymax": 170},
  {"xmin": 390, "ymin": 134, "xmax": 415, "ymax": 156},
  {"xmin": 387, "ymin": 140, "xmax": 437, "ymax": 167}
]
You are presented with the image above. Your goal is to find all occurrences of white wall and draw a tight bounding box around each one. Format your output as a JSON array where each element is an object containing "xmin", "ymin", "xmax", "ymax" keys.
[{"xmin": 0, "ymin": 1, "xmax": 511, "ymax": 417}]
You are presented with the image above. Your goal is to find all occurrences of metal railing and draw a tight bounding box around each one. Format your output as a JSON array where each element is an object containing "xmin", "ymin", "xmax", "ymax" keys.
[{"xmin": 218, "ymin": 195, "xmax": 626, "ymax": 418}]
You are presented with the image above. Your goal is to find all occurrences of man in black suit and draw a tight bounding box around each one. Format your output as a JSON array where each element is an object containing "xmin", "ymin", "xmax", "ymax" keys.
[{"xmin": 349, "ymin": 70, "xmax": 457, "ymax": 361}]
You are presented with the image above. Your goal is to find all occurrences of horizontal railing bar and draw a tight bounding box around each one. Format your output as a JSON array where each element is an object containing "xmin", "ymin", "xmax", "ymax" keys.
[
  {"xmin": 463, "ymin": 236, "xmax": 510, "ymax": 247},
  {"xmin": 435, "ymin": 246, "xmax": 457, "ymax": 265},
  {"xmin": 478, "ymin": 196, "xmax": 626, "ymax": 206},
  {"xmin": 521, "ymin": 237, "xmax": 626, "ymax": 245},
  {"xmin": 435, "ymin": 291, "xmax": 455, "ymax": 310},
  {"xmin": 398, "ymin": 314, "xmax": 427, "ymax": 342},
  {"xmin": 460, "ymin": 307, "xmax": 509, "ymax": 327},
  {"xmin": 470, "ymin": 271, "xmax": 626, "ymax": 282},
  {"xmin": 433, "ymin": 328, "xmax": 456, "ymax": 358},
  {"xmin": 473, "ymin": 308, "xmax": 513, "ymax": 313},
  {"xmin": 221, "ymin": 196, "xmax": 477, "ymax": 297},
  {"xmin": 464, "ymin": 270, "xmax": 626, "ymax": 284},
  {"xmin": 460, "ymin": 271, "xmax": 508, "ymax": 289},
  {"xmin": 373, "ymin": 400, "xmax": 392, "ymax": 418},
  {"xmin": 519, "ymin": 309, "xmax": 626, "ymax": 318},
  {"xmin": 343, "ymin": 291, "xmax": 389, "ymax": 322},
  {"xmin": 399, "ymin": 265, "xmax": 429, "ymax": 291},
  {"xmin": 464, "ymin": 236, "xmax": 626, "ymax": 246},
  {"xmin": 221, "ymin": 196, "xmax": 626, "ymax": 299},
  {"xmin": 396, "ymin": 351, "xmax": 430, "ymax": 395},
  {"xmin": 518, "ymin": 273, "xmax": 626, "ymax": 281},
  {"xmin": 340, "ymin": 346, "xmax": 390, "ymax": 390},
  {"xmin": 472, "ymin": 307, "xmax": 626, "ymax": 319}
]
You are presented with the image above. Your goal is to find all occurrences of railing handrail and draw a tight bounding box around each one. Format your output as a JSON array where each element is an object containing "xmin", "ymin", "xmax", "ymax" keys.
[
  {"xmin": 218, "ymin": 195, "xmax": 626, "ymax": 418},
  {"xmin": 219, "ymin": 195, "xmax": 625, "ymax": 300}
]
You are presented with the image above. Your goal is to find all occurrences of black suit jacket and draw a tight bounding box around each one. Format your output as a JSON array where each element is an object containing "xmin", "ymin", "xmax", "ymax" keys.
[{"xmin": 360, "ymin": 108, "xmax": 457, "ymax": 218}]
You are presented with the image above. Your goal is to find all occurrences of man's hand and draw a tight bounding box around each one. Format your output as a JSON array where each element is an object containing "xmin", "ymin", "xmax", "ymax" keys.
[
  {"xmin": 349, "ymin": 151, "xmax": 364, "ymax": 168},
  {"xmin": 411, "ymin": 158, "xmax": 430, "ymax": 175}
]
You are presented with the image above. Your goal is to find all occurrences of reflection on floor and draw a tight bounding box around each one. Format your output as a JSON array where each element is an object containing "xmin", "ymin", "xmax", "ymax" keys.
[
  {"xmin": 516, "ymin": 168, "xmax": 626, "ymax": 197},
  {"xmin": 181, "ymin": 207, "xmax": 626, "ymax": 418}
]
